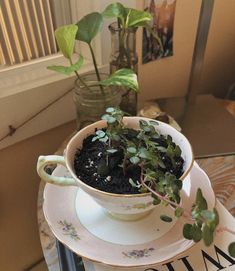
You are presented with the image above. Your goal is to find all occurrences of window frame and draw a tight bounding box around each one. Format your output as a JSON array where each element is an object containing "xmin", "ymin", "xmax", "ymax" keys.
[{"xmin": 0, "ymin": 0, "xmax": 104, "ymax": 98}]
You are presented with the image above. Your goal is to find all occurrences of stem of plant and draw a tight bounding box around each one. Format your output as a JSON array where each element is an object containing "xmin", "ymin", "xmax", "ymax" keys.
[
  {"xmin": 139, "ymin": 163, "xmax": 193, "ymax": 221},
  {"xmin": 68, "ymin": 58, "xmax": 92, "ymax": 90},
  {"xmin": 88, "ymin": 43, "xmax": 105, "ymax": 96}
]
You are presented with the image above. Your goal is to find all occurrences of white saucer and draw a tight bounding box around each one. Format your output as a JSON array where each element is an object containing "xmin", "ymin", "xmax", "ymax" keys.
[
  {"xmin": 43, "ymin": 162, "xmax": 216, "ymax": 267},
  {"xmin": 76, "ymin": 189, "xmax": 178, "ymax": 245}
]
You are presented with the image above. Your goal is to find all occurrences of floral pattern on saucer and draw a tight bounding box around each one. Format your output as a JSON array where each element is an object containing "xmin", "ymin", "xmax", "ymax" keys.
[
  {"xmin": 122, "ymin": 248, "xmax": 155, "ymax": 259},
  {"xmin": 43, "ymin": 163, "xmax": 216, "ymax": 267},
  {"xmin": 58, "ymin": 220, "xmax": 80, "ymax": 241}
]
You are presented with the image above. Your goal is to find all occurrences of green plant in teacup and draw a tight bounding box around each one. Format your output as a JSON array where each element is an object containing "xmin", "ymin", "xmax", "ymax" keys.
[{"xmin": 37, "ymin": 107, "xmax": 235, "ymax": 257}]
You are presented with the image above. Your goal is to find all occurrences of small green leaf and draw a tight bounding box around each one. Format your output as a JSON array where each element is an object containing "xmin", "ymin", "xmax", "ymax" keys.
[
  {"xmin": 160, "ymin": 215, "xmax": 173, "ymax": 223},
  {"xmin": 127, "ymin": 147, "xmax": 137, "ymax": 154},
  {"xmin": 69, "ymin": 55, "xmax": 84, "ymax": 72},
  {"xmin": 196, "ymin": 219, "xmax": 203, "ymax": 228},
  {"xmin": 153, "ymin": 198, "xmax": 161, "ymax": 205},
  {"xmin": 202, "ymin": 225, "xmax": 214, "ymax": 246},
  {"xmin": 102, "ymin": 2, "xmax": 126, "ymax": 22},
  {"xmin": 139, "ymin": 119, "xmax": 148, "ymax": 127},
  {"xmin": 166, "ymin": 145, "xmax": 175, "ymax": 157},
  {"xmin": 47, "ymin": 55, "xmax": 84, "ymax": 75},
  {"xmin": 175, "ymin": 207, "xmax": 183, "ymax": 218},
  {"xmin": 129, "ymin": 178, "xmax": 138, "ymax": 188},
  {"xmin": 139, "ymin": 186, "xmax": 148, "ymax": 193},
  {"xmin": 208, "ymin": 208, "xmax": 220, "ymax": 231},
  {"xmin": 126, "ymin": 9, "xmax": 152, "ymax": 27},
  {"xmin": 183, "ymin": 224, "xmax": 193, "ymax": 240},
  {"xmin": 214, "ymin": 208, "xmax": 219, "ymax": 225},
  {"xmin": 149, "ymin": 120, "xmax": 159, "ymax": 126},
  {"xmin": 47, "ymin": 65, "xmax": 73, "ymax": 75},
  {"xmin": 55, "ymin": 25, "xmax": 78, "ymax": 59},
  {"xmin": 192, "ymin": 208, "xmax": 201, "ymax": 220},
  {"xmin": 130, "ymin": 156, "xmax": 140, "ymax": 164},
  {"xmin": 96, "ymin": 130, "xmax": 106, "ymax": 137},
  {"xmin": 107, "ymin": 117, "xmax": 116, "ymax": 124},
  {"xmin": 91, "ymin": 136, "xmax": 98, "ymax": 142},
  {"xmin": 100, "ymin": 69, "xmax": 138, "ymax": 91},
  {"xmin": 138, "ymin": 148, "xmax": 151, "ymax": 159},
  {"xmin": 196, "ymin": 188, "xmax": 208, "ymax": 211},
  {"xmin": 102, "ymin": 115, "xmax": 116, "ymax": 124},
  {"xmin": 76, "ymin": 12, "xmax": 103, "ymax": 44},
  {"xmin": 101, "ymin": 114, "xmax": 109, "ymax": 121},
  {"xmin": 99, "ymin": 136, "xmax": 109, "ymax": 143},
  {"xmin": 156, "ymin": 158, "xmax": 166, "ymax": 169},
  {"xmin": 175, "ymin": 179, "xmax": 183, "ymax": 190},
  {"xmin": 174, "ymin": 145, "xmax": 182, "ymax": 157},
  {"xmin": 156, "ymin": 146, "xmax": 167, "ymax": 152},
  {"xmin": 201, "ymin": 210, "xmax": 215, "ymax": 222},
  {"xmin": 192, "ymin": 224, "xmax": 202, "ymax": 243},
  {"xmin": 167, "ymin": 135, "xmax": 173, "ymax": 144},
  {"xmin": 106, "ymin": 107, "xmax": 115, "ymax": 113},
  {"xmin": 112, "ymin": 134, "xmax": 120, "ymax": 141},
  {"xmin": 228, "ymin": 242, "xmax": 235, "ymax": 258},
  {"xmin": 213, "ymin": 208, "xmax": 219, "ymax": 227}
]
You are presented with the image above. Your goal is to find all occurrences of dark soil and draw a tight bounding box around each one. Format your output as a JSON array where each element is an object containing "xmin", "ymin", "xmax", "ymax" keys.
[{"xmin": 74, "ymin": 130, "xmax": 185, "ymax": 195}]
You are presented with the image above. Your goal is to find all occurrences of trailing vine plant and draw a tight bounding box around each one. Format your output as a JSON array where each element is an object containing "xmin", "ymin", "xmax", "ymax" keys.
[{"xmin": 93, "ymin": 107, "xmax": 235, "ymax": 257}]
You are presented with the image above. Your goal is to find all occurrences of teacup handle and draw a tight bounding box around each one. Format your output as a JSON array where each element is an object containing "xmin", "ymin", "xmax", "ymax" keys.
[{"xmin": 37, "ymin": 155, "xmax": 77, "ymax": 186}]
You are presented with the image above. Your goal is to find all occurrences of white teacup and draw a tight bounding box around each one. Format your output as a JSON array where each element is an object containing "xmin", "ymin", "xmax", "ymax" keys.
[{"xmin": 37, "ymin": 117, "xmax": 194, "ymax": 220}]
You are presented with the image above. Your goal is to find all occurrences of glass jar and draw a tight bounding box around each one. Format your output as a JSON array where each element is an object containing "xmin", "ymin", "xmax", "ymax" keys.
[
  {"xmin": 73, "ymin": 73, "xmax": 121, "ymax": 129},
  {"xmin": 109, "ymin": 22, "xmax": 138, "ymax": 116}
]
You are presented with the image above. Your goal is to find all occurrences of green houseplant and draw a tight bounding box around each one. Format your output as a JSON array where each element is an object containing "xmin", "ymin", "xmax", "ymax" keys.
[
  {"xmin": 74, "ymin": 108, "xmax": 235, "ymax": 252},
  {"xmin": 47, "ymin": 22, "xmax": 138, "ymax": 128},
  {"xmin": 47, "ymin": 2, "xmax": 163, "ymax": 126},
  {"xmin": 102, "ymin": 2, "xmax": 163, "ymax": 115}
]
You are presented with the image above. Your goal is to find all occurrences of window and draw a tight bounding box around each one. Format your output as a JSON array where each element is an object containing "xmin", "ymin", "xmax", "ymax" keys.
[
  {"xmin": 0, "ymin": 0, "xmax": 58, "ymax": 67},
  {"xmin": 0, "ymin": 0, "xmax": 102, "ymax": 99},
  {"xmin": 0, "ymin": 0, "xmax": 103, "ymax": 149},
  {"xmin": 0, "ymin": 0, "xmax": 135, "ymax": 149}
]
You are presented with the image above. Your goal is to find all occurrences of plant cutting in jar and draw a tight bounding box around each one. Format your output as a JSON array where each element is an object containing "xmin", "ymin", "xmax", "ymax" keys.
[
  {"xmin": 47, "ymin": 23, "xmax": 138, "ymax": 94},
  {"xmin": 47, "ymin": 2, "xmax": 163, "ymax": 117},
  {"xmin": 72, "ymin": 107, "xmax": 235, "ymax": 257},
  {"xmin": 102, "ymin": 2, "xmax": 163, "ymax": 70},
  {"xmin": 102, "ymin": 2, "xmax": 163, "ymax": 115},
  {"xmin": 47, "ymin": 2, "xmax": 162, "ymax": 90}
]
